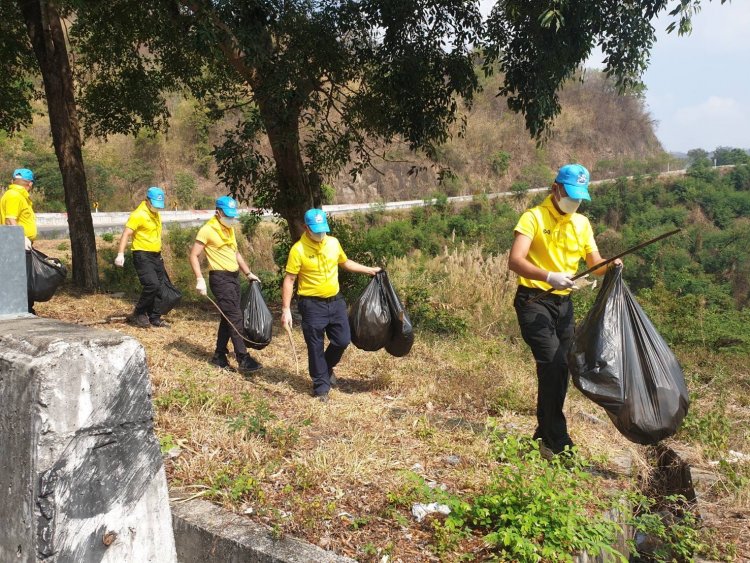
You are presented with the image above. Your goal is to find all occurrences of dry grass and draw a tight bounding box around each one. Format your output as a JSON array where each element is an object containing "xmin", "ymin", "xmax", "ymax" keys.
[{"xmin": 31, "ymin": 237, "xmax": 748, "ymax": 561}]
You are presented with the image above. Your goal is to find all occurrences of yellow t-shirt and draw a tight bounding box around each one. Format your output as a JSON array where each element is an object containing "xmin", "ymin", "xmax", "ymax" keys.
[
  {"xmin": 195, "ymin": 216, "xmax": 239, "ymax": 272},
  {"xmin": 514, "ymin": 195, "xmax": 597, "ymax": 294},
  {"xmin": 285, "ymin": 232, "xmax": 348, "ymax": 298},
  {"xmin": 1, "ymin": 184, "xmax": 37, "ymax": 240},
  {"xmin": 125, "ymin": 201, "xmax": 162, "ymax": 252}
]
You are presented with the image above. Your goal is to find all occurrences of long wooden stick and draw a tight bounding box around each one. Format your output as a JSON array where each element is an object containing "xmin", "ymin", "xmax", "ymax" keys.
[
  {"xmin": 284, "ymin": 323, "xmax": 300, "ymax": 378},
  {"xmin": 527, "ymin": 228, "xmax": 681, "ymax": 304}
]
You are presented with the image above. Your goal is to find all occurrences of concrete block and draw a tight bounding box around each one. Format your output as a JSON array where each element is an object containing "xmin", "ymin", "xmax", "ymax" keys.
[
  {"xmin": 0, "ymin": 318, "xmax": 176, "ymax": 562},
  {"xmin": 170, "ymin": 497, "xmax": 356, "ymax": 563},
  {"xmin": 0, "ymin": 226, "xmax": 29, "ymax": 316}
]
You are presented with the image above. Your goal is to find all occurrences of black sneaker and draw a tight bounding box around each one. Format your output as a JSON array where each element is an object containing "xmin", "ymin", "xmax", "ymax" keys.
[
  {"xmin": 329, "ymin": 369, "xmax": 338, "ymax": 388},
  {"xmin": 209, "ymin": 352, "xmax": 230, "ymax": 369},
  {"xmin": 238, "ymin": 355, "xmax": 262, "ymax": 374},
  {"xmin": 126, "ymin": 312, "xmax": 151, "ymax": 328},
  {"xmin": 150, "ymin": 318, "xmax": 170, "ymax": 328},
  {"xmin": 316, "ymin": 392, "xmax": 330, "ymax": 403}
]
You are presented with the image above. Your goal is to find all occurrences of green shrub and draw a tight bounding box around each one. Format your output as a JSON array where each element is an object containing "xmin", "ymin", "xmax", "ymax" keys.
[
  {"xmin": 448, "ymin": 433, "xmax": 625, "ymax": 562},
  {"xmin": 101, "ymin": 232, "xmax": 115, "ymax": 243},
  {"xmin": 238, "ymin": 211, "xmax": 262, "ymax": 239}
]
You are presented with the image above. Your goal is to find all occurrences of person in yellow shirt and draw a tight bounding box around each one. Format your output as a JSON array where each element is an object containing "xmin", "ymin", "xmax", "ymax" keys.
[
  {"xmin": 508, "ymin": 164, "xmax": 621, "ymax": 456},
  {"xmin": 189, "ymin": 196, "xmax": 262, "ymax": 374},
  {"xmin": 114, "ymin": 187, "xmax": 170, "ymax": 328},
  {"xmin": 1, "ymin": 168, "xmax": 37, "ymax": 313},
  {"xmin": 281, "ymin": 208, "xmax": 380, "ymax": 402}
]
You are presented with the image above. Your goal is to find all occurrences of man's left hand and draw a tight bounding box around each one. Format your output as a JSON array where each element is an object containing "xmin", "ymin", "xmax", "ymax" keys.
[
  {"xmin": 246, "ymin": 272, "xmax": 260, "ymax": 282},
  {"xmin": 368, "ymin": 267, "xmax": 382, "ymax": 276}
]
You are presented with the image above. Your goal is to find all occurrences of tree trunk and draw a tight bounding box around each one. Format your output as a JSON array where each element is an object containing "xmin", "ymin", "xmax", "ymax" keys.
[
  {"xmin": 20, "ymin": 0, "xmax": 98, "ymax": 290},
  {"xmin": 256, "ymin": 96, "xmax": 321, "ymax": 242}
]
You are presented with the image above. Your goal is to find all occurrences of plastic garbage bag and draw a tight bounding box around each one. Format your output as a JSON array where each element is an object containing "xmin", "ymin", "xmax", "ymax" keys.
[
  {"xmin": 381, "ymin": 270, "xmax": 414, "ymax": 357},
  {"xmin": 349, "ymin": 271, "xmax": 391, "ymax": 351},
  {"xmin": 153, "ymin": 271, "xmax": 182, "ymax": 315},
  {"xmin": 242, "ymin": 280, "xmax": 273, "ymax": 350},
  {"xmin": 568, "ymin": 266, "xmax": 689, "ymax": 445},
  {"xmin": 26, "ymin": 248, "xmax": 67, "ymax": 302}
]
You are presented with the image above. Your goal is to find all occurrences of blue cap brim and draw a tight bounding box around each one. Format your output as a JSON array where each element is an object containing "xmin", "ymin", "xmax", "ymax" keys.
[
  {"xmin": 562, "ymin": 184, "xmax": 591, "ymax": 201},
  {"xmin": 219, "ymin": 207, "xmax": 238, "ymax": 218},
  {"xmin": 308, "ymin": 222, "xmax": 330, "ymax": 234},
  {"xmin": 149, "ymin": 199, "xmax": 165, "ymax": 209}
]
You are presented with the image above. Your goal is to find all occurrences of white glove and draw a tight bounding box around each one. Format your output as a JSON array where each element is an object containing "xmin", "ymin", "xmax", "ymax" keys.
[
  {"xmin": 546, "ymin": 271, "xmax": 576, "ymax": 290},
  {"xmin": 24, "ymin": 237, "xmax": 32, "ymax": 251},
  {"xmin": 196, "ymin": 277, "xmax": 207, "ymax": 296},
  {"xmin": 281, "ymin": 307, "xmax": 293, "ymax": 329},
  {"xmin": 246, "ymin": 272, "xmax": 260, "ymax": 282},
  {"xmin": 114, "ymin": 253, "xmax": 125, "ymax": 267}
]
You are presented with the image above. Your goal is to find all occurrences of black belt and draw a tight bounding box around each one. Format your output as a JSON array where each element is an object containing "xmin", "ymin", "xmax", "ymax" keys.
[
  {"xmin": 516, "ymin": 285, "xmax": 571, "ymax": 303},
  {"xmin": 299, "ymin": 293, "xmax": 342, "ymax": 303}
]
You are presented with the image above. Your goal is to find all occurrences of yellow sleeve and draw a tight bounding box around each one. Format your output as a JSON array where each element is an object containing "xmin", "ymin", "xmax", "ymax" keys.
[
  {"xmin": 3, "ymin": 191, "xmax": 22, "ymax": 219},
  {"xmin": 582, "ymin": 218, "xmax": 598, "ymax": 256},
  {"xmin": 336, "ymin": 239, "xmax": 348, "ymax": 264},
  {"xmin": 514, "ymin": 210, "xmax": 537, "ymax": 240},
  {"xmin": 195, "ymin": 224, "xmax": 212, "ymax": 246},
  {"xmin": 125, "ymin": 210, "xmax": 142, "ymax": 232},
  {"xmin": 285, "ymin": 242, "xmax": 302, "ymax": 275}
]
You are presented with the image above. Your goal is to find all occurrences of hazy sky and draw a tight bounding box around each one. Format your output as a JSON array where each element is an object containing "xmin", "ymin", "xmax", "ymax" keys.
[{"xmin": 477, "ymin": 1, "xmax": 750, "ymax": 153}]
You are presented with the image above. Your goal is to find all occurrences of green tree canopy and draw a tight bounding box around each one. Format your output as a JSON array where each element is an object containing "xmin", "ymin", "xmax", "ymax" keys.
[{"xmin": 2, "ymin": 0, "xmax": 729, "ymax": 240}]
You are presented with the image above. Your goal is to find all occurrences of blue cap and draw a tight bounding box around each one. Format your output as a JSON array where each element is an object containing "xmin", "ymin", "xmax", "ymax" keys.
[
  {"xmin": 13, "ymin": 168, "xmax": 34, "ymax": 182},
  {"xmin": 146, "ymin": 187, "xmax": 165, "ymax": 209},
  {"xmin": 555, "ymin": 164, "xmax": 591, "ymax": 201},
  {"xmin": 304, "ymin": 208, "xmax": 329, "ymax": 234},
  {"xmin": 216, "ymin": 195, "xmax": 239, "ymax": 218}
]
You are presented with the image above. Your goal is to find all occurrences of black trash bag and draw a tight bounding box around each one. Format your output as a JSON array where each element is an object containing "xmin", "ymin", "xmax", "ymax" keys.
[
  {"xmin": 381, "ymin": 271, "xmax": 414, "ymax": 357},
  {"xmin": 26, "ymin": 248, "xmax": 67, "ymax": 302},
  {"xmin": 242, "ymin": 280, "xmax": 273, "ymax": 350},
  {"xmin": 568, "ymin": 266, "xmax": 689, "ymax": 445},
  {"xmin": 349, "ymin": 271, "xmax": 391, "ymax": 351},
  {"xmin": 153, "ymin": 271, "xmax": 182, "ymax": 316}
]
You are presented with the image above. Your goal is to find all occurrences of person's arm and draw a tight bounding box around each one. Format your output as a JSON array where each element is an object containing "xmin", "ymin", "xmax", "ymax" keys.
[
  {"xmin": 508, "ymin": 232, "xmax": 548, "ymax": 282},
  {"xmin": 585, "ymin": 251, "xmax": 623, "ymax": 276},
  {"xmin": 114, "ymin": 227, "xmax": 134, "ymax": 266},
  {"xmin": 236, "ymin": 252, "xmax": 259, "ymax": 281},
  {"xmin": 281, "ymin": 273, "xmax": 297, "ymax": 327},
  {"xmin": 509, "ymin": 231, "xmax": 576, "ymax": 290},
  {"xmin": 340, "ymin": 259, "xmax": 380, "ymax": 276},
  {"xmin": 189, "ymin": 241, "xmax": 208, "ymax": 295}
]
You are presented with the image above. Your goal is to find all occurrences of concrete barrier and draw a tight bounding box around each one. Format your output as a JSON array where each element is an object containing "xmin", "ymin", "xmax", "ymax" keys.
[
  {"xmin": 171, "ymin": 497, "xmax": 355, "ymax": 563},
  {"xmin": 0, "ymin": 317, "xmax": 176, "ymax": 562}
]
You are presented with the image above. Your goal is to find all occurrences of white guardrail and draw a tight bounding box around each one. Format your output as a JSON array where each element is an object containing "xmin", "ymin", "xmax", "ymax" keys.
[
  {"xmin": 35, "ymin": 165, "xmax": 735, "ymax": 239},
  {"xmin": 35, "ymin": 191, "xmax": 542, "ymax": 238}
]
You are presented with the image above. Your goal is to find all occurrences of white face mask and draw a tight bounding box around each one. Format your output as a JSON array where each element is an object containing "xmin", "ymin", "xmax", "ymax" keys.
[
  {"xmin": 218, "ymin": 216, "xmax": 238, "ymax": 228},
  {"xmin": 308, "ymin": 231, "xmax": 325, "ymax": 242},
  {"xmin": 558, "ymin": 196, "xmax": 582, "ymax": 214}
]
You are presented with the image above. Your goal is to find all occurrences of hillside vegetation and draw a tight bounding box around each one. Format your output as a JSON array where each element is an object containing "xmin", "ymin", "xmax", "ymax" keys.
[
  {"xmin": 0, "ymin": 71, "xmax": 666, "ymax": 212},
  {"xmin": 36, "ymin": 160, "xmax": 750, "ymax": 561}
]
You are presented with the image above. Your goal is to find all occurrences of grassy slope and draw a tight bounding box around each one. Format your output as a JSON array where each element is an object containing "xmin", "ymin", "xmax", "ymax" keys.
[{"xmin": 33, "ymin": 234, "xmax": 748, "ymax": 561}]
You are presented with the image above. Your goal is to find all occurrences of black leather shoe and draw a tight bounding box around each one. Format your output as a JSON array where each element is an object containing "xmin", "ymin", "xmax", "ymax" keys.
[
  {"xmin": 209, "ymin": 352, "xmax": 229, "ymax": 369},
  {"xmin": 238, "ymin": 355, "xmax": 262, "ymax": 373},
  {"xmin": 126, "ymin": 312, "xmax": 151, "ymax": 328},
  {"xmin": 150, "ymin": 318, "xmax": 170, "ymax": 328}
]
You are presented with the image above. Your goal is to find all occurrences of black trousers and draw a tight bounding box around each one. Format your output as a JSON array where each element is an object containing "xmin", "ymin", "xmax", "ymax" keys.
[
  {"xmin": 208, "ymin": 270, "xmax": 248, "ymax": 359},
  {"xmin": 133, "ymin": 251, "xmax": 165, "ymax": 320},
  {"xmin": 25, "ymin": 250, "xmax": 34, "ymax": 313},
  {"xmin": 514, "ymin": 286, "xmax": 575, "ymax": 453},
  {"xmin": 298, "ymin": 295, "xmax": 350, "ymax": 396}
]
